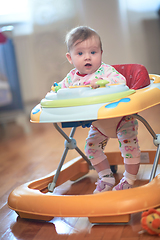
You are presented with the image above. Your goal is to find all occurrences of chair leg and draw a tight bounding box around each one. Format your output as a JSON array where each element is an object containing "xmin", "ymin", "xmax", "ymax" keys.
[
  {"xmin": 150, "ymin": 143, "xmax": 160, "ymax": 182},
  {"xmin": 48, "ymin": 123, "xmax": 91, "ymax": 192},
  {"xmin": 131, "ymin": 114, "xmax": 160, "ymax": 181},
  {"xmin": 48, "ymin": 146, "xmax": 69, "ymax": 192}
]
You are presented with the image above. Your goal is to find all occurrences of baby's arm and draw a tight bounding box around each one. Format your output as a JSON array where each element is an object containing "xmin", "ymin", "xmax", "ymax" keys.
[
  {"xmin": 105, "ymin": 65, "xmax": 126, "ymax": 84},
  {"xmin": 51, "ymin": 70, "xmax": 75, "ymax": 92},
  {"xmin": 89, "ymin": 65, "xmax": 126, "ymax": 89}
]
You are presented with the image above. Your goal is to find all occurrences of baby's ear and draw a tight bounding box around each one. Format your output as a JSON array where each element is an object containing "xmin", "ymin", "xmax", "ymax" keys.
[{"xmin": 66, "ymin": 52, "xmax": 72, "ymax": 64}]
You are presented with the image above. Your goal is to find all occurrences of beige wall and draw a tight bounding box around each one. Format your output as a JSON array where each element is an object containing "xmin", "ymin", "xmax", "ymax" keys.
[
  {"xmin": 12, "ymin": 0, "xmax": 160, "ymax": 105},
  {"xmin": 77, "ymin": 0, "xmax": 160, "ymax": 73}
]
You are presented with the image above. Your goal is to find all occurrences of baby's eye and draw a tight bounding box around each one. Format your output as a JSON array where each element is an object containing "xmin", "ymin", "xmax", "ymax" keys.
[
  {"xmin": 91, "ymin": 51, "xmax": 96, "ymax": 54},
  {"xmin": 78, "ymin": 52, "xmax": 83, "ymax": 56}
]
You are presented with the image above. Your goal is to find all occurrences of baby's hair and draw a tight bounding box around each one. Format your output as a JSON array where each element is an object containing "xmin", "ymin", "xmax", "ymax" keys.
[{"xmin": 65, "ymin": 26, "xmax": 102, "ymax": 52}]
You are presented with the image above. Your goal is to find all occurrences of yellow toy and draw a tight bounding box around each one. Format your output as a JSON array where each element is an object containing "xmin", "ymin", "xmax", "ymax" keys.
[
  {"xmin": 141, "ymin": 208, "xmax": 160, "ymax": 236},
  {"xmin": 8, "ymin": 64, "xmax": 160, "ymax": 223}
]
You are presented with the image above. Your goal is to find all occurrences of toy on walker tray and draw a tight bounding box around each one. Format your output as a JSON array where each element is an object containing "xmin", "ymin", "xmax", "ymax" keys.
[{"xmin": 8, "ymin": 64, "xmax": 160, "ymax": 224}]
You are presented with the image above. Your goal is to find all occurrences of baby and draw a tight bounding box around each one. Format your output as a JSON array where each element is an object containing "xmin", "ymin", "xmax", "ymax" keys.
[{"xmin": 57, "ymin": 26, "xmax": 140, "ymax": 193}]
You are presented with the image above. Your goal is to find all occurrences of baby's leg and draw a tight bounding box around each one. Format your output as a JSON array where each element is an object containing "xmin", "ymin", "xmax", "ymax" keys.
[
  {"xmin": 113, "ymin": 116, "xmax": 141, "ymax": 191},
  {"xmin": 85, "ymin": 125, "xmax": 115, "ymax": 193}
]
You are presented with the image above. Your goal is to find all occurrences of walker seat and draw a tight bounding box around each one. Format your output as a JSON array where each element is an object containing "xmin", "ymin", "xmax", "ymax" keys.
[{"xmin": 8, "ymin": 64, "xmax": 160, "ymax": 223}]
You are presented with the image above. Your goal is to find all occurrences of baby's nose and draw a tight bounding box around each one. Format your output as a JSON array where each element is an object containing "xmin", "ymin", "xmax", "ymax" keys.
[{"xmin": 85, "ymin": 53, "xmax": 91, "ymax": 60}]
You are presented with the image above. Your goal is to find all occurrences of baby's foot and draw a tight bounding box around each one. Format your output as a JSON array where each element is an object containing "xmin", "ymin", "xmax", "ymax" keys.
[
  {"xmin": 93, "ymin": 175, "xmax": 115, "ymax": 194},
  {"xmin": 112, "ymin": 177, "xmax": 132, "ymax": 191}
]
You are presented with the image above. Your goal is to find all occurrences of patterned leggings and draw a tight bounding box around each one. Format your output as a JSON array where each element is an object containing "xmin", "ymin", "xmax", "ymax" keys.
[{"xmin": 85, "ymin": 116, "xmax": 141, "ymax": 166}]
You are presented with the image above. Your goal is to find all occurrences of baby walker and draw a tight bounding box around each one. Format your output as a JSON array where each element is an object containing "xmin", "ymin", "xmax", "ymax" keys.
[{"xmin": 8, "ymin": 64, "xmax": 160, "ymax": 223}]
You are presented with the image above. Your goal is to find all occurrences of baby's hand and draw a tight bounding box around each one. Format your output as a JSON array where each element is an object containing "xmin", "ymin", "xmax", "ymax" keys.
[
  {"xmin": 90, "ymin": 79, "xmax": 109, "ymax": 89},
  {"xmin": 90, "ymin": 79, "xmax": 100, "ymax": 89}
]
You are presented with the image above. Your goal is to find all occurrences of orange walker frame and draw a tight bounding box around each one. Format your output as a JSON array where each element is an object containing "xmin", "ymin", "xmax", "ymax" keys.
[{"xmin": 8, "ymin": 68, "xmax": 160, "ymax": 223}]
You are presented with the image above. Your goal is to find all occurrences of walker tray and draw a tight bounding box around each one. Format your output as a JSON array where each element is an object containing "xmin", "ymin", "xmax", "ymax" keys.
[{"xmin": 31, "ymin": 80, "xmax": 160, "ymax": 124}]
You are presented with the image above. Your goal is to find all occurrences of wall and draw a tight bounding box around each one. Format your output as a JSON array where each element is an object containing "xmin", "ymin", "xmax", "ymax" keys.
[
  {"xmin": 10, "ymin": 0, "xmax": 160, "ymax": 108},
  {"xmin": 77, "ymin": 0, "xmax": 130, "ymax": 64},
  {"xmin": 77, "ymin": 0, "xmax": 160, "ymax": 73}
]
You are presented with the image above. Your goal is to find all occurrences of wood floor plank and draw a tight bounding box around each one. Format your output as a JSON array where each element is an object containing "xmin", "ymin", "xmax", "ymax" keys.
[{"xmin": 0, "ymin": 104, "xmax": 160, "ymax": 240}]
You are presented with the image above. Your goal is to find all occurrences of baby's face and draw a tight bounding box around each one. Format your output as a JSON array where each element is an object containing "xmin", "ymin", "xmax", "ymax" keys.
[{"xmin": 67, "ymin": 36, "xmax": 102, "ymax": 75}]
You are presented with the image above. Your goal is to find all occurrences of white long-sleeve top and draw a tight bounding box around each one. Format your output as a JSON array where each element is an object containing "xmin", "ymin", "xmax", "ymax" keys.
[{"xmin": 59, "ymin": 63, "xmax": 126, "ymax": 88}]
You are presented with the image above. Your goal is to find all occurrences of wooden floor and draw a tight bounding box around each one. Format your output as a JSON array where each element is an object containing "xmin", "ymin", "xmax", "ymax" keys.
[{"xmin": 0, "ymin": 104, "xmax": 160, "ymax": 240}]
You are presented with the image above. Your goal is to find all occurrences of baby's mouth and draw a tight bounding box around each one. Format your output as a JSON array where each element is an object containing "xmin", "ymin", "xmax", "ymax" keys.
[{"xmin": 85, "ymin": 63, "xmax": 92, "ymax": 67}]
